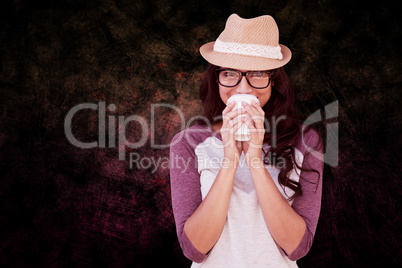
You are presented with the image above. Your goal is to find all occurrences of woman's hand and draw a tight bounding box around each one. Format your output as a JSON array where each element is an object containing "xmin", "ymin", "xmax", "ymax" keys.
[
  {"xmin": 220, "ymin": 101, "xmax": 244, "ymax": 166},
  {"xmin": 241, "ymin": 100, "xmax": 266, "ymax": 166}
]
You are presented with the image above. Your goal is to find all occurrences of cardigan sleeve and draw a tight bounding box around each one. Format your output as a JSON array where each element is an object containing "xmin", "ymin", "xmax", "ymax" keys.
[
  {"xmin": 287, "ymin": 128, "xmax": 324, "ymax": 261},
  {"xmin": 169, "ymin": 132, "xmax": 208, "ymax": 263}
]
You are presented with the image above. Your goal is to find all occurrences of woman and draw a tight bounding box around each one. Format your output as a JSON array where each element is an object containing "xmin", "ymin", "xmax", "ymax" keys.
[{"xmin": 170, "ymin": 14, "xmax": 323, "ymax": 267}]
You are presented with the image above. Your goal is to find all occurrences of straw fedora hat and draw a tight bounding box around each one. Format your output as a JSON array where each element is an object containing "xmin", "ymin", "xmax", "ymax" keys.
[{"xmin": 200, "ymin": 14, "xmax": 291, "ymax": 70}]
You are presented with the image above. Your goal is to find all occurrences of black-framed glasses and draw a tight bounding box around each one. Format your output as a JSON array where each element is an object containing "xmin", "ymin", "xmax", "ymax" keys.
[{"xmin": 215, "ymin": 68, "xmax": 274, "ymax": 89}]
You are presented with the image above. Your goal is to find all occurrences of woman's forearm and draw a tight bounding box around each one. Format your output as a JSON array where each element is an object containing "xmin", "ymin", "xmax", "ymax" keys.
[
  {"xmin": 183, "ymin": 164, "xmax": 237, "ymax": 254},
  {"xmin": 248, "ymin": 160, "xmax": 306, "ymax": 255}
]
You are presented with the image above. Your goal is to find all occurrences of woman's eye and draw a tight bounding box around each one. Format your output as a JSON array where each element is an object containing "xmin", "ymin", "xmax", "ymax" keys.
[
  {"xmin": 250, "ymin": 72, "xmax": 267, "ymax": 78},
  {"xmin": 224, "ymin": 71, "xmax": 238, "ymax": 78}
]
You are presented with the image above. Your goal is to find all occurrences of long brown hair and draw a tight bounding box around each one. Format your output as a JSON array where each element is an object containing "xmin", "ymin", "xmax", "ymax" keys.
[{"xmin": 198, "ymin": 63, "xmax": 319, "ymax": 200}]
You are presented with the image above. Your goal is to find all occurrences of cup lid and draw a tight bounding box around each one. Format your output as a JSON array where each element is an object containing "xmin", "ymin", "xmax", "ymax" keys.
[{"xmin": 227, "ymin": 94, "xmax": 259, "ymax": 104}]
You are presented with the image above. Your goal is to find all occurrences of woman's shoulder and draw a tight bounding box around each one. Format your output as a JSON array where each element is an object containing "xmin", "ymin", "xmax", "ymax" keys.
[
  {"xmin": 294, "ymin": 127, "xmax": 323, "ymax": 156},
  {"xmin": 170, "ymin": 124, "xmax": 215, "ymax": 150}
]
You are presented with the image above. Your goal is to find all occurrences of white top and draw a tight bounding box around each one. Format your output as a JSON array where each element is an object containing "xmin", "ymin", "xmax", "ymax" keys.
[{"xmin": 191, "ymin": 136, "xmax": 302, "ymax": 268}]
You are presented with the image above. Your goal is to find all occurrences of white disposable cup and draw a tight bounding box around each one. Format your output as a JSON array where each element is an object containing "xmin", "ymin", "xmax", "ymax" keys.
[{"xmin": 226, "ymin": 94, "xmax": 260, "ymax": 141}]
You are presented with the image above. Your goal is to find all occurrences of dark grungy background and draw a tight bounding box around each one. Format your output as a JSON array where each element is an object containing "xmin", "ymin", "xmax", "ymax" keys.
[{"xmin": 0, "ymin": 0, "xmax": 401, "ymax": 267}]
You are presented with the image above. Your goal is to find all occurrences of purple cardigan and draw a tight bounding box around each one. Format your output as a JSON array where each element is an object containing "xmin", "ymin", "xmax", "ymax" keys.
[{"xmin": 170, "ymin": 125, "xmax": 323, "ymax": 263}]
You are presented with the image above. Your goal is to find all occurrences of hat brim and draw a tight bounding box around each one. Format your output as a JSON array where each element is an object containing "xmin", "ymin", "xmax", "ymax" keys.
[{"xmin": 199, "ymin": 41, "xmax": 291, "ymax": 70}]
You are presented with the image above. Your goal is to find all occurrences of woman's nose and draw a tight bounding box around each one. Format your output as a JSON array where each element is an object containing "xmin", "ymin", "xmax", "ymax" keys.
[{"xmin": 236, "ymin": 76, "xmax": 253, "ymax": 93}]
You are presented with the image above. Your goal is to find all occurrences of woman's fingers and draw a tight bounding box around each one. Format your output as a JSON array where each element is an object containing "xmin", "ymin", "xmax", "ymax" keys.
[
  {"xmin": 223, "ymin": 108, "xmax": 246, "ymax": 123},
  {"xmin": 243, "ymin": 116, "xmax": 265, "ymax": 150},
  {"xmin": 251, "ymin": 100, "xmax": 265, "ymax": 115},
  {"xmin": 222, "ymin": 114, "xmax": 243, "ymax": 134},
  {"xmin": 221, "ymin": 119, "xmax": 243, "ymax": 150},
  {"xmin": 242, "ymin": 101, "xmax": 263, "ymax": 115},
  {"xmin": 243, "ymin": 115, "xmax": 265, "ymax": 134},
  {"xmin": 242, "ymin": 101, "xmax": 265, "ymax": 129},
  {"xmin": 222, "ymin": 108, "xmax": 247, "ymax": 133}
]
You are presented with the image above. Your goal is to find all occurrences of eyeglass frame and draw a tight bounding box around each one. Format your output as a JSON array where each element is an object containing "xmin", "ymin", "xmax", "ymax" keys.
[{"xmin": 215, "ymin": 68, "xmax": 275, "ymax": 89}]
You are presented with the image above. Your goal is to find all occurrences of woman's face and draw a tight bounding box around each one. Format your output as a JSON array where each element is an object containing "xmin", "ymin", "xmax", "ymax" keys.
[{"xmin": 217, "ymin": 68, "xmax": 273, "ymax": 107}]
